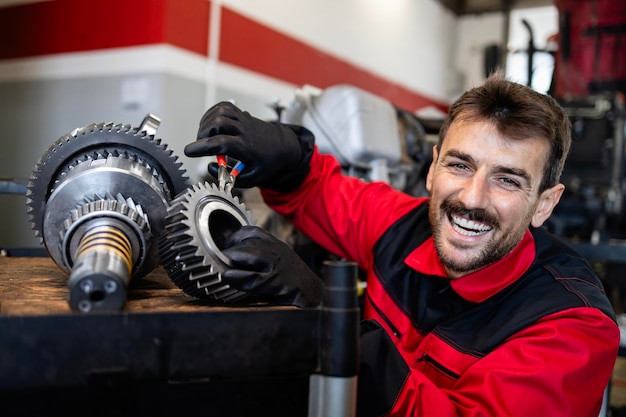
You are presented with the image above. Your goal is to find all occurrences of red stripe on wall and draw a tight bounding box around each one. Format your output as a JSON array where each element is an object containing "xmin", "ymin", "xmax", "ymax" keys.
[
  {"xmin": 164, "ymin": 0, "xmax": 210, "ymax": 56},
  {"xmin": 0, "ymin": 0, "xmax": 209, "ymax": 59},
  {"xmin": 219, "ymin": 8, "xmax": 448, "ymax": 112}
]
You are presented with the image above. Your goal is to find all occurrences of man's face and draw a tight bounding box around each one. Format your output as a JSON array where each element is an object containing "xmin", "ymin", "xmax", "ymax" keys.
[{"xmin": 426, "ymin": 119, "xmax": 564, "ymax": 278}]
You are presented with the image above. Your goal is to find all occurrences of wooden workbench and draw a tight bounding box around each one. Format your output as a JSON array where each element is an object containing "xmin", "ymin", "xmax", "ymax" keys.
[
  {"xmin": 0, "ymin": 256, "xmax": 319, "ymax": 416},
  {"xmin": 0, "ymin": 256, "xmax": 230, "ymax": 315}
]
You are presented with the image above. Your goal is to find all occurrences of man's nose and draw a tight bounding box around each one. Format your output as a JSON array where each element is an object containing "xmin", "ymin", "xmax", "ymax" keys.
[{"xmin": 457, "ymin": 172, "xmax": 490, "ymax": 209}]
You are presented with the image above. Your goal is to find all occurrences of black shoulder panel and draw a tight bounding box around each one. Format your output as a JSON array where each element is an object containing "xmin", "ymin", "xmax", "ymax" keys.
[{"xmin": 357, "ymin": 319, "xmax": 410, "ymax": 417}]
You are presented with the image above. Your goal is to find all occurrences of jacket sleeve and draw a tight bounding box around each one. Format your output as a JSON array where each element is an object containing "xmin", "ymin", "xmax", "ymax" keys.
[
  {"xmin": 261, "ymin": 148, "xmax": 424, "ymax": 271},
  {"xmin": 358, "ymin": 307, "xmax": 619, "ymax": 417}
]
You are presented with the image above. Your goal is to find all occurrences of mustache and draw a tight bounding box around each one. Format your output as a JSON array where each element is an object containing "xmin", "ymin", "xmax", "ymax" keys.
[{"xmin": 440, "ymin": 199, "xmax": 499, "ymax": 229}]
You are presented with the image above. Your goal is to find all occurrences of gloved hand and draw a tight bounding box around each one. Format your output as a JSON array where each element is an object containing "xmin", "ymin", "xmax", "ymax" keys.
[
  {"xmin": 221, "ymin": 226, "xmax": 323, "ymax": 308},
  {"xmin": 184, "ymin": 101, "xmax": 315, "ymax": 193}
]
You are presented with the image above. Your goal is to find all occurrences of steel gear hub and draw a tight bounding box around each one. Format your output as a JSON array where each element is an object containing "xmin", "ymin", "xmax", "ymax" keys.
[
  {"xmin": 159, "ymin": 181, "xmax": 256, "ymax": 303},
  {"xmin": 26, "ymin": 114, "xmax": 189, "ymax": 312}
]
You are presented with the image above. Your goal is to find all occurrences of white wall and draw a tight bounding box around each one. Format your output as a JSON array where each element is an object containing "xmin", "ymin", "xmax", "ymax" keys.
[
  {"xmin": 220, "ymin": 0, "xmax": 457, "ymax": 103},
  {"xmin": 453, "ymin": 12, "xmax": 506, "ymax": 99}
]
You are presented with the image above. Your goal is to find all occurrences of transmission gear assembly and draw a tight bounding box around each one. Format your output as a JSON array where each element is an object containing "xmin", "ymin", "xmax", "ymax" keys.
[
  {"xmin": 26, "ymin": 114, "xmax": 189, "ymax": 312},
  {"xmin": 159, "ymin": 181, "xmax": 255, "ymax": 303}
]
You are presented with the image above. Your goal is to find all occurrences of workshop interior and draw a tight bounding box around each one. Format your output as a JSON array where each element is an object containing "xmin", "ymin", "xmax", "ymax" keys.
[{"xmin": 0, "ymin": 0, "xmax": 625, "ymax": 415}]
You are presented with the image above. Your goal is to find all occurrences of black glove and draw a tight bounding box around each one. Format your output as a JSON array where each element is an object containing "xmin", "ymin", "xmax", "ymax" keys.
[
  {"xmin": 185, "ymin": 101, "xmax": 315, "ymax": 193},
  {"xmin": 221, "ymin": 226, "xmax": 323, "ymax": 308}
]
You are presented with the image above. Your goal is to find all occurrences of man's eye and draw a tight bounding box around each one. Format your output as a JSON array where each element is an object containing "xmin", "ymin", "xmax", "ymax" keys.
[
  {"xmin": 449, "ymin": 162, "xmax": 469, "ymax": 171},
  {"xmin": 499, "ymin": 177, "xmax": 521, "ymax": 188}
]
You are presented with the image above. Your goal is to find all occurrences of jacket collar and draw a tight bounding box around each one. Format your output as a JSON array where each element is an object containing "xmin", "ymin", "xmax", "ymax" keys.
[{"xmin": 404, "ymin": 230, "xmax": 536, "ymax": 303}]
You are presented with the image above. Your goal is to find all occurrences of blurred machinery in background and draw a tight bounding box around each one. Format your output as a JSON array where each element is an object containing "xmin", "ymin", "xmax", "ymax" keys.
[
  {"xmin": 26, "ymin": 115, "xmax": 189, "ymax": 312},
  {"xmin": 551, "ymin": 94, "xmax": 626, "ymax": 244},
  {"xmin": 545, "ymin": 0, "xmax": 626, "ymax": 267},
  {"xmin": 280, "ymin": 84, "xmax": 433, "ymax": 197},
  {"xmin": 552, "ymin": 0, "xmax": 626, "ymax": 99}
]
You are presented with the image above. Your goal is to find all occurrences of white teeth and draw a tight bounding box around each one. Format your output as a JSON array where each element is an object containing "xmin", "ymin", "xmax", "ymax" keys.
[{"xmin": 451, "ymin": 215, "xmax": 492, "ymax": 236}]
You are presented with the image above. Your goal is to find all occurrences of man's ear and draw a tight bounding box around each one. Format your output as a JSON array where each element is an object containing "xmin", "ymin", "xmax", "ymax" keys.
[
  {"xmin": 531, "ymin": 183, "xmax": 565, "ymax": 228},
  {"xmin": 425, "ymin": 145, "xmax": 438, "ymax": 193}
]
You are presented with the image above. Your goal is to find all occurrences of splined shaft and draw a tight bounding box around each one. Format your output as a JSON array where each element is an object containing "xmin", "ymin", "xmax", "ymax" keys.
[{"xmin": 68, "ymin": 225, "xmax": 133, "ymax": 312}]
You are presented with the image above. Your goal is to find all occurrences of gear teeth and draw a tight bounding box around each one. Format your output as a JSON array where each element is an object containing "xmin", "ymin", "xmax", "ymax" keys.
[
  {"xmin": 159, "ymin": 182, "xmax": 255, "ymax": 303},
  {"xmin": 159, "ymin": 245, "xmax": 207, "ymax": 297},
  {"xmin": 26, "ymin": 115, "xmax": 189, "ymax": 247},
  {"xmin": 61, "ymin": 195, "xmax": 151, "ymax": 264}
]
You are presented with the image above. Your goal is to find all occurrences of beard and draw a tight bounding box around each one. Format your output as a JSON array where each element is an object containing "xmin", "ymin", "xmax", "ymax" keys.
[{"xmin": 428, "ymin": 198, "xmax": 526, "ymax": 276}]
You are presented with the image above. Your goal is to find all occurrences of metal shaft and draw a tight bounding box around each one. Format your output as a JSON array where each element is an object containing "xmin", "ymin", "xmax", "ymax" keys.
[{"xmin": 68, "ymin": 225, "xmax": 133, "ymax": 312}]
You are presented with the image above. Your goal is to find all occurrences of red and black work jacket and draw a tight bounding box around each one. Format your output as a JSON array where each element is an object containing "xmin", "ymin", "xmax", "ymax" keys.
[{"xmin": 262, "ymin": 148, "xmax": 620, "ymax": 417}]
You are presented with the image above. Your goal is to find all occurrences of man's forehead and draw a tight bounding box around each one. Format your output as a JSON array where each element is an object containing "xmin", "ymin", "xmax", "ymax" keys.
[{"xmin": 444, "ymin": 119, "xmax": 548, "ymax": 150}]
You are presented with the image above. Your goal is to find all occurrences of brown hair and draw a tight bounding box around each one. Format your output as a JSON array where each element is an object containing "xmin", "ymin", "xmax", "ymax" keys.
[{"xmin": 437, "ymin": 72, "xmax": 571, "ymax": 193}]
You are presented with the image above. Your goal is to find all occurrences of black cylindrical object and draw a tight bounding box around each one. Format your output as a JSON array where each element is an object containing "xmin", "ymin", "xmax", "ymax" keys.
[{"xmin": 320, "ymin": 260, "xmax": 360, "ymax": 377}]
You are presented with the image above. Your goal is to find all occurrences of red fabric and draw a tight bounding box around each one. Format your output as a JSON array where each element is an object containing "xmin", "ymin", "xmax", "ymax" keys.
[
  {"xmin": 263, "ymin": 148, "xmax": 620, "ymax": 417},
  {"xmin": 383, "ymin": 308, "xmax": 617, "ymax": 417}
]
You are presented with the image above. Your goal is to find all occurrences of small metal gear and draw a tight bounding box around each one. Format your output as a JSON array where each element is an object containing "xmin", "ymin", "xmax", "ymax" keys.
[
  {"xmin": 159, "ymin": 181, "xmax": 256, "ymax": 303},
  {"xmin": 25, "ymin": 114, "xmax": 189, "ymax": 312}
]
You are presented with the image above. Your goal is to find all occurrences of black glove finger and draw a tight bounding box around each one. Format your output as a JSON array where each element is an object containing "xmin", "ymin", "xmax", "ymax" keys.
[
  {"xmin": 200, "ymin": 123, "xmax": 239, "ymax": 139},
  {"xmin": 207, "ymin": 162, "xmax": 219, "ymax": 180},
  {"xmin": 221, "ymin": 269, "xmax": 265, "ymax": 292},
  {"xmin": 222, "ymin": 269, "xmax": 295, "ymax": 302},
  {"xmin": 197, "ymin": 115, "xmax": 244, "ymax": 140},
  {"xmin": 199, "ymin": 101, "xmax": 242, "ymax": 126},
  {"xmin": 184, "ymin": 137, "xmax": 222, "ymax": 157},
  {"xmin": 226, "ymin": 225, "xmax": 278, "ymax": 247},
  {"xmin": 222, "ymin": 244, "xmax": 277, "ymax": 272},
  {"xmin": 184, "ymin": 135, "xmax": 246, "ymax": 158}
]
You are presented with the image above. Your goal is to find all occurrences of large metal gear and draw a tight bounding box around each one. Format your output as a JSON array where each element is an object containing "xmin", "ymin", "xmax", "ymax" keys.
[
  {"xmin": 159, "ymin": 181, "xmax": 256, "ymax": 303},
  {"xmin": 26, "ymin": 115, "xmax": 189, "ymax": 312}
]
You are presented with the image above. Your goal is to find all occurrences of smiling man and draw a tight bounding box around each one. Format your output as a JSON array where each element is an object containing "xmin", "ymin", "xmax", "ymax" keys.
[
  {"xmin": 185, "ymin": 72, "xmax": 619, "ymax": 417},
  {"xmin": 427, "ymin": 120, "xmax": 563, "ymax": 278}
]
